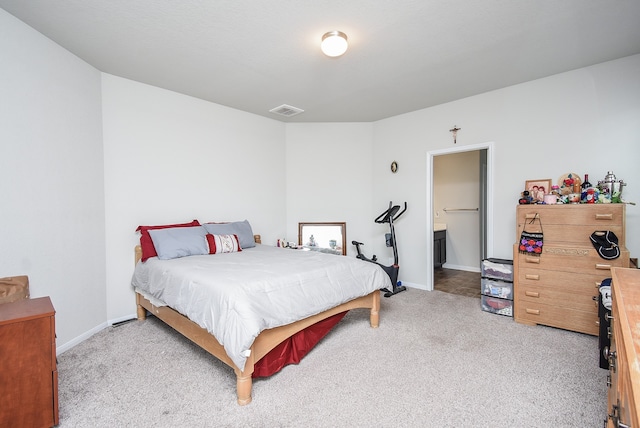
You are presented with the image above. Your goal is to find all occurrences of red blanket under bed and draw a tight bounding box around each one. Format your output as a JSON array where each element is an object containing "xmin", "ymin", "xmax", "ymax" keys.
[{"xmin": 252, "ymin": 311, "xmax": 347, "ymax": 378}]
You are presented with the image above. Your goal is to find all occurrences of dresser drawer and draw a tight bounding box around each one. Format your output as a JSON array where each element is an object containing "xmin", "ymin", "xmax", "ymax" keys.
[
  {"xmin": 516, "ymin": 204, "xmax": 625, "ymax": 226},
  {"xmin": 516, "ymin": 277, "xmax": 599, "ymax": 313},
  {"xmin": 520, "ymin": 224, "xmax": 625, "ymax": 248},
  {"xmin": 518, "ymin": 267, "xmax": 610, "ymax": 293},
  {"xmin": 514, "ymin": 302, "xmax": 599, "ymax": 336},
  {"xmin": 518, "ymin": 247, "xmax": 628, "ymax": 275},
  {"xmin": 516, "ymin": 204, "xmax": 626, "ymax": 247}
]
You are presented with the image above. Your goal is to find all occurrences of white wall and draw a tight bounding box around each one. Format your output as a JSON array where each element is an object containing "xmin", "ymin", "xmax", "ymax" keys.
[
  {"xmin": 373, "ymin": 54, "xmax": 640, "ymax": 289},
  {"xmin": 0, "ymin": 10, "xmax": 106, "ymax": 350},
  {"xmin": 285, "ymin": 123, "xmax": 375, "ymax": 256},
  {"xmin": 102, "ymin": 75, "xmax": 287, "ymax": 321},
  {"xmin": 3, "ymin": 5, "xmax": 639, "ymax": 350}
]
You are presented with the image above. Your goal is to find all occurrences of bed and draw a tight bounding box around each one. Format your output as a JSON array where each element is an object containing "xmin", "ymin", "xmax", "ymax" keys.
[{"xmin": 131, "ymin": 221, "xmax": 387, "ymax": 405}]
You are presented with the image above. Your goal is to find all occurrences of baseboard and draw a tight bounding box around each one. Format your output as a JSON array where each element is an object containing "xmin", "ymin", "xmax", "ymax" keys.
[
  {"xmin": 56, "ymin": 322, "xmax": 108, "ymax": 355},
  {"xmin": 441, "ymin": 263, "xmax": 481, "ymax": 273},
  {"xmin": 399, "ymin": 280, "xmax": 427, "ymax": 291},
  {"xmin": 56, "ymin": 312, "xmax": 138, "ymax": 355},
  {"xmin": 109, "ymin": 312, "xmax": 139, "ymax": 326}
]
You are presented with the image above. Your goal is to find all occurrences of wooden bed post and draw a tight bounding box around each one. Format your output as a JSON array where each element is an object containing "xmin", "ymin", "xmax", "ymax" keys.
[
  {"xmin": 134, "ymin": 245, "xmax": 147, "ymax": 320},
  {"xmin": 235, "ymin": 353, "xmax": 255, "ymax": 405},
  {"xmin": 370, "ymin": 290, "xmax": 380, "ymax": 328},
  {"xmin": 136, "ymin": 292, "xmax": 147, "ymax": 320}
]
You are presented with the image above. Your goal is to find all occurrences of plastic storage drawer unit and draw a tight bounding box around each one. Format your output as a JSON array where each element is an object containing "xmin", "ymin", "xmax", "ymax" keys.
[
  {"xmin": 481, "ymin": 278, "xmax": 513, "ymax": 300},
  {"xmin": 481, "ymin": 258, "xmax": 513, "ymax": 282},
  {"xmin": 481, "ymin": 258, "xmax": 513, "ymax": 317},
  {"xmin": 481, "ymin": 295, "xmax": 513, "ymax": 317}
]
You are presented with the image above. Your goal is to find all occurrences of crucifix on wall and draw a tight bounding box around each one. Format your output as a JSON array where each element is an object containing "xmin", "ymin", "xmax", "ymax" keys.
[{"xmin": 449, "ymin": 125, "xmax": 461, "ymax": 144}]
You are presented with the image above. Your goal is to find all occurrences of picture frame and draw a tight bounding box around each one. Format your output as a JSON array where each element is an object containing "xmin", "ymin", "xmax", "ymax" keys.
[
  {"xmin": 524, "ymin": 179, "xmax": 552, "ymax": 203},
  {"xmin": 298, "ymin": 222, "xmax": 346, "ymax": 255}
]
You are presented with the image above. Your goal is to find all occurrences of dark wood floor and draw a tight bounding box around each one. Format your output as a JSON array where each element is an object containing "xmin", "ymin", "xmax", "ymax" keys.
[{"xmin": 434, "ymin": 268, "xmax": 481, "ymax": 298}]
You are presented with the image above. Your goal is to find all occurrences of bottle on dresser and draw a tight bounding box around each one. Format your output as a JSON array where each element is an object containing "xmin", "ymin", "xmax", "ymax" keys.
[{"xmin": 582, "ymin": 173, "xmax": 595, "ymax": 203}]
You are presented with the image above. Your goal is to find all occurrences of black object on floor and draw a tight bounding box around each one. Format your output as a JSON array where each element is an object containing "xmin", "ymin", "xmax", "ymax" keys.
[{"xmin": 353, "ymin": 201, "xmax": 407, "ymax": 297}]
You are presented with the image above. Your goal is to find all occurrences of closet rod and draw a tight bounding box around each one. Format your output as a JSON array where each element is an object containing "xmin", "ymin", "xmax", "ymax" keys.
[{"xmin": 442, "ymin": 207, "xmax": 478, "ymax": 212}]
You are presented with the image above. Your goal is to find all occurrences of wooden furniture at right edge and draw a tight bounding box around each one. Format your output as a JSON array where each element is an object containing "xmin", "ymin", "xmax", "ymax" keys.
[
  {"xmin": 606, "ymin": 267, "xmax": 640, "ymax": 428},
  {"xmin": 513, "ymin": 204, "xmax": 629, "ymax": 336}
]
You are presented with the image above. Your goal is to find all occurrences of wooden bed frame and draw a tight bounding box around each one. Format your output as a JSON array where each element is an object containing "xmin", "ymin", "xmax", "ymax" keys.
[{"xmin": 134, "ymin": 235, "xmax": 380, "ymax": 405}]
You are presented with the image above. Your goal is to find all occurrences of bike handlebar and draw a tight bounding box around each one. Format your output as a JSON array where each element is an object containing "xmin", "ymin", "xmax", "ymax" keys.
[{"xmin": 375, "ymin": 201, "xmax": 407, "ymax": 224}]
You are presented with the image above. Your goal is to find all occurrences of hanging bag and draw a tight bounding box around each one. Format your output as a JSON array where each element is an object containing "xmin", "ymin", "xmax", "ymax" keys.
[{"xmin": 519, "ymin": 214, "xmax": 544, "ymax": 256}]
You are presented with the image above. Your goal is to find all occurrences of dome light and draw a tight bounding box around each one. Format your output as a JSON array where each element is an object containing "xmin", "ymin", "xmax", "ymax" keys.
[{"xmin": 321, "ymin": 31, "xmax": 348, "ymax": 57}]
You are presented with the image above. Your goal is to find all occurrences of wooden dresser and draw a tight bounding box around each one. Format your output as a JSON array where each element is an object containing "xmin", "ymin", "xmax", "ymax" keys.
[
  {"xmin": 606, "ymin": 268, "xmax": 640, "ymax": 428},
  {"xmin": 513, "ymin": 204, "xmax": 629, "ymax": 335},
  {"xmin": 0, "ymin": 297, "xmax": 59, "ymax": 427}
]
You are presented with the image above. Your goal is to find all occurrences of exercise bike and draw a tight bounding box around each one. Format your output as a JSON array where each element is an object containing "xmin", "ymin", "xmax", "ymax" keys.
[{"xmin": 352, "ymin": 201, "xmax": 407, "ymax": 297}]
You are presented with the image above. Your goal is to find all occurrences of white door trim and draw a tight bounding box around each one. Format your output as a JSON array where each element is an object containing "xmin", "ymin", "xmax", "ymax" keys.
[{"xmin": 426, "ymin": 141, "xmax": 495, "ymax": 291}]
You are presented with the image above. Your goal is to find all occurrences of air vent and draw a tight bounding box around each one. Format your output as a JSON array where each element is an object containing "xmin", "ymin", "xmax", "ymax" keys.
[{"xmin": 269, "ymin": 104, "xmax": 304, "ymax": 117}]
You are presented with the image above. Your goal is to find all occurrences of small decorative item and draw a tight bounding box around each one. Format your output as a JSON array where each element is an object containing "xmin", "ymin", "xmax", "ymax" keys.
[
  {"xmin": 568, "ymin": 193, "xmax": 581, "ymax": 204},
  {"xmin": 449, "ymin": 125, "xmax": 461, "ymax": 144},
  {"xmin": 390, "ymin": 161, "xmax": 398, "ymax": 173},
  {"xmin": 558, "ymin": 172, "xmax": 581, "ymax": 196},
  {"xmin": 524, "ymin": 179, "xmax": 552, "ymax": 203},
  {"xmin": 572, "ymin": 181, "xmax": 580, "ymax": 194},
  {"xmin": 597, "ymin": 170, "xmax": 626, "ymax": 203},
  {"xmin": 519, "ymin": 190, "xmax": 533, "ymax": 204}
]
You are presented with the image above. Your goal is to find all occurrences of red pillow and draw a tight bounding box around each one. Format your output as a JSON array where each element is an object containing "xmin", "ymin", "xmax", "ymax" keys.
[{"xmin": 136, "ymin": 220, "xmax": 200, "ymax": 262}]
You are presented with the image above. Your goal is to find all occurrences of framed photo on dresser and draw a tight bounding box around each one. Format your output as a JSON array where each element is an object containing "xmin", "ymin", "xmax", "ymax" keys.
[{"xmin": 524, "ymin": 179, "xmax": 552, "ymax": 203}]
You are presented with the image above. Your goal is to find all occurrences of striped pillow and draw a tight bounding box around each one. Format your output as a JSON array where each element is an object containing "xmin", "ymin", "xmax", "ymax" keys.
[{"xmin": 205, "ymin": 234, "xmax": 242, "ymax": 254}]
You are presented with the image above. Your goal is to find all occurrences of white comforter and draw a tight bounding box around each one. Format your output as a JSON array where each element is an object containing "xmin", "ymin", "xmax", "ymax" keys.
[{"xmin": 131, "ymin": 245, "xmax": 390, "ymax": 371}]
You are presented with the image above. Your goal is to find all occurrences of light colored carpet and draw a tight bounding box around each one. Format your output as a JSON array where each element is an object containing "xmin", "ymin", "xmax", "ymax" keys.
[{"xmin": 57, "ymin": 290, "xmax": 607, "ymax": 427}]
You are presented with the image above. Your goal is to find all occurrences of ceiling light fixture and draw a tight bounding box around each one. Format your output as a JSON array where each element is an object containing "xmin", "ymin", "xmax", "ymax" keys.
[{"xmin": 321, "ymin": 31, "xmax": 348, "ymax": 57}]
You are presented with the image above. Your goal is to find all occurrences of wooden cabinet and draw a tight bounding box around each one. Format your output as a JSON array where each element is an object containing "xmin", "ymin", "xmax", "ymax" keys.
[
  {"xmin": 606, "ymin": 268, "xmax": 640, "ymax": 428},
  {"xmin": 434, "ymin": 230, "xmax": 446, "ymax": 268},
  {"xmin": 0, "ymin": 297, "xmax": 59, "ymax": 427},
  {"xmin": 513, "ymin": 204, "xmax": 629, "ymax": 335}
]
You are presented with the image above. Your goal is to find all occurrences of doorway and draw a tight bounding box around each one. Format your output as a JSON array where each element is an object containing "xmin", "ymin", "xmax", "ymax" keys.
[{"xmin": 425, "ymin": 142, "xmax": 494, "ymax": 292}]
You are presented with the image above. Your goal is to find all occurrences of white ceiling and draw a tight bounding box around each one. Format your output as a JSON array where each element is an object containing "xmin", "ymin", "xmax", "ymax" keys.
[{"xmin": 2, "ymin": 0, "xmax": 640, "ymax": 122}]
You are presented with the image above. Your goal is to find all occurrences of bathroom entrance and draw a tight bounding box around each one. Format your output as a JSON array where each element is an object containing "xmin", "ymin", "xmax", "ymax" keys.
[{"xmin": 425, "ymin": 142, "xmax": 494, "ymax": 292}]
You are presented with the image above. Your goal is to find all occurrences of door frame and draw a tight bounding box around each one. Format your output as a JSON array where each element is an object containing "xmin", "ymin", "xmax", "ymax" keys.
[{"xmin": 425, "ymin": 141, "xmax": 494, "ymax": 291}]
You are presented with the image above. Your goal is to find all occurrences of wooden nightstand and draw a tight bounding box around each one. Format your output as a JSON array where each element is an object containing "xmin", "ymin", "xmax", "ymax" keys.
[{"xmin": 0, "ymin": 297, "xmax": 59, "ymax": 427}]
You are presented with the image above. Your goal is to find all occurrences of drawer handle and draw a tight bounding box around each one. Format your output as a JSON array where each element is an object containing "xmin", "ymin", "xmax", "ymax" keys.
[
  {"xmin": 596, "ymin": 264, "xmax": 612, "ymax": 270},
  {"xmin": 525, "ymin": 291, "xmax": 540, "ymax": 298},
  {"xmin": 595, "ymin": 213, "xmax": 613, "ymax": 220},
  {"xmin": 525, "ymin": 257, "xmax": 540, "ymax": 264},
  {"xmin": 525, "ymin": 213, "xmax": 539, "ymax": 219},
  {"xmin": 525, "ymin": 308, "xmax": 540, "ymax": 315},
  {"xmin": 525, "ymin": 274, "xmax": 540, "ymax": 280}
]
